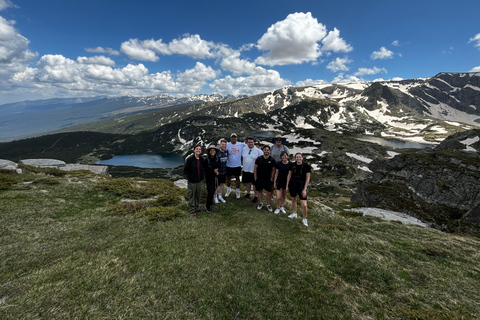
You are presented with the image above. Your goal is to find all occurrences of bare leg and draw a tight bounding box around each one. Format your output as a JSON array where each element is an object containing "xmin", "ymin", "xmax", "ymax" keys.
[
  {"xmin": 301, "ymin": 199, "xmax": 308, "ymax": 219},
  {"xmin": 276, "ymin": 189, "xmax": 282, "ymax": 208},
  {"xmin": 266, "ymin": 191, "xmax": 272, "ymax": 205},
  {"xmin": 291, "ymin": 197, "xmax": 297, "ymax": 213}
]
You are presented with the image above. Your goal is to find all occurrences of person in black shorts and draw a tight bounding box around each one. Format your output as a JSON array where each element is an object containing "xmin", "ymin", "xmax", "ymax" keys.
[
  {"xmin": 254, "ymin": 145, "xmax": 276, "ymax": 212},
  {"xmin": 273, "ymin": 151, "xmax": 292, "ymax": 214},
  {"xmin": 203, "ymin": 145, "xmax": 220, "ymax": 212},
  {"xmin": 215, "ymin": 139, "xmax": 228, "ymax": 203},
  {"xmin": 286, "ymin": 153, "xmax": 311, "ymax": 227}
]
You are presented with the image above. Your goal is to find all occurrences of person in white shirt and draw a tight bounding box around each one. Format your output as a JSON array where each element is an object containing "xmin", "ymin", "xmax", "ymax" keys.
[
  {"xmin": 241, "ymin": 137, "xmax": 263, "ymax": 199},
  {"xmin": 225, "ymin": 133, "xmax": 246, "ymax": 198}
]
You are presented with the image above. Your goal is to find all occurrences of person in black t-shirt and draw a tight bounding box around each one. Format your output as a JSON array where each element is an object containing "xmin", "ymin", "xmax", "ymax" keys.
[
  {"xmin": 273, "ymin": 151, "xmax": 292, "ymax": 214},
  {"xmin": 286, "ymin": 153, "xmax": 311, "ymax": 227},
  {"xmin": 254, "ymin": 145, "xmax": 276, "ymax": 212}
]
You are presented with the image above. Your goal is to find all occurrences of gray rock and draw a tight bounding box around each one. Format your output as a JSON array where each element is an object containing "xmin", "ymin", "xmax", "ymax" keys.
[
  {"xmin": 19, "ymin": 159, "xmax": 66, "ymax": 168},
  {"xmin": 60, "ymin": 164, "xmax": 109, "ymax": 176},
  {"xmin": 0, "ymin": 159, "xmax": 18, "ymax": 171}
]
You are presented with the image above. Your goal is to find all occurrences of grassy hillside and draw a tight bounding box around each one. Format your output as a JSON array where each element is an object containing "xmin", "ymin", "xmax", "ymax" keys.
[{"xmin": 1, "ymin": 170, "xmax": 479, "ymax": 319}]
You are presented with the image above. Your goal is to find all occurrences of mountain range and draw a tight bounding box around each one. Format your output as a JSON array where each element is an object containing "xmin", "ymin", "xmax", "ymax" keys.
[{"xmin": 1, "ymin": 72, "xmax": 479, "ymax": 144}]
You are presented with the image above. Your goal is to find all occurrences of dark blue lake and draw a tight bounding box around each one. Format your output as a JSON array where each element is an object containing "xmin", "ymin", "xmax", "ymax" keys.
[{"xmin": 96, "ymin": 153, "xmax": 184, "ymax": 168}]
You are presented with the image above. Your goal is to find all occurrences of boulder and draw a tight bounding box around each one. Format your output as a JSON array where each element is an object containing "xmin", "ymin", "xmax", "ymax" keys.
[
  {"xmin": 60, "ymin": 164, "xmax": 109, "ymax": 176},
  {"xmin": 0, "ymin": 159, "xmax": 18, "ymax": 171},
  {"xmin": 19, "ymin": 159, "xmax": 66, "ymax": 168}
]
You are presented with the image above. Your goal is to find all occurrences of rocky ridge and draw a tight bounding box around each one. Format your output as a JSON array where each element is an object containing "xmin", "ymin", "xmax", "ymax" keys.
[
  {"xmin": 351, "ymin": 129, "xmax": 480, "ymax": 233},
  {"xmin": 0, "ymin": 159, "xmax": 109, "ymax": 176}
]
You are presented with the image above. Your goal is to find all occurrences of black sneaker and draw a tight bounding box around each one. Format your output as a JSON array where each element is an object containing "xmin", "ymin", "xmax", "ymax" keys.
[
  {"xmin": 244, "ymin": 193, "xmax": 251, "ymax": 198},
  {"xmin": 205, "ymin": 207, "xmax": 212, "ymax": 213},
  {"xmin": 252, "ymin": 196, "xmax": 258, "ymax": 203}
]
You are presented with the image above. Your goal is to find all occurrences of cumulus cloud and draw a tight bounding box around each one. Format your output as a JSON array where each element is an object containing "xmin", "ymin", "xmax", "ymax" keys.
[
  {"xmin": 471, "ymin": 66, "xmax": 480, "ymax": 72},
  {"xmin": 321, "ymin": 28, "xmax": 352, "ymax": 52},
  {"xmin": 332, "ymin": 73, "xmax": 361, "ymax": 83},
  {"xmin": 11, "ymin": 53, "xmax": 222, "ymax": 98},
  {"xmin": 85, "ymin": 46, "xmax": 120, "ymax": 56},
  {"xmin": 0, "ymin": 0, "xmax": 15, "ymax": 11},
  {"xmin": 210, "ymin": 71, "xmax": 290, "ymax": 96},
  {"xmin": 120, "ymin": 34, "xmax": 232, "ymax": 62},
  {"xmin": 0, "ymin": 16, "xmax": 37, "ymax": 65},
  {"xmin": 255, "ymin": 12, "xmax": 327, "ymax": 66},
  {"xmin": 354, "ymin": 67, "xmax": 387, "ymax": 76},
  {"xmin": 295, "ymin": 79, "xmax": 326, "ymax": 87},
  {"xmin": 468, "ymin": 33, "xmax": 480, "ymax": 49},
  {"xmin": 371, "ymin": 47, "xmax": 394, "ymax": 60},
  {"xmin": 120, "ymin": 39, "xmax": 159, "ymax": 61},
  {"xmin": 326, "ymin": 57, "xmax": 352, "ymax": 72}
]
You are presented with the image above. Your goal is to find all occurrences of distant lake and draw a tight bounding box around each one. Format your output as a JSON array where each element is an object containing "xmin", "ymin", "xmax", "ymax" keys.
[
  {"xmin": 96, "ymin": 153, "xmax": 184, "ymax": 168},
  {"xmin": 357, "ymin": 136, "xmax": 435, "ymax": 149}
]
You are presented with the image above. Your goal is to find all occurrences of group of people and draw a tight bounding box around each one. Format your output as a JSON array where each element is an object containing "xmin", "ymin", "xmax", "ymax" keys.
[{"xmin": 183, "ymin": 133, "xmax": 311, "ymax": 227}]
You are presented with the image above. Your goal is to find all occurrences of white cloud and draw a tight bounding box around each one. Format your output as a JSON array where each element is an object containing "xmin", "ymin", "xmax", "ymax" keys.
[
  {"xmin": 120, "ymin": 39, "xmax": 159, "ymax": 61},
  {"xmin": 354, "ymin": 67, "xmax": 387, "ymax": 76},
  {"xmin": 210, "ymin": 71, "xmax": 290, "ymax": 96},
  {"xmin": 327, "ymin": 56, "xmax": 352, "ymax": 72},
  {"xmin": 321, "ymin": 28, "xmax": 352, "ymax": 52},
  {"xmin": 0, "ymin": 16, "xmax": 37, "ymax": 65},
  {"xmin": 370, "ymin": 47, "xmax": 394, "ymax": 60},
  {"xmin": 332, "ymin": 73, "xmax": 361, "ymax": 83},
  {"xmin": 0, "ymin": 0, "xmax": 15, "ymax": 11},
  {"xmin": 77, "ymin": 55, "xmax": 116, "ymax": 66},
  {"xmin": 468, "ymin": 33, "xmax": 480, "ymax": 49},
  {"xmin": 85, "ymin": 46, "xmax": 120, "ymax": 56},
  {"xmin": 11, "ymin": 53, "xmax": 222, "ymax": 98},
  {"xmin": 255, "ymin": 12, "xmax": 327, "ymax": 66},
  {"xmin": 295, "ymin": 79, "xmax": 326, "ymax": 87},
  {"xmin": 391, "ymin": 40, "xmax": 400, "ymax": 46},
  {"xmin": 120, "ymin": 34, "xmax": 232, "ymax": 61},
  {"xmin": 471, "ymin": 66, "xmax": 480, "ymax": 72}
]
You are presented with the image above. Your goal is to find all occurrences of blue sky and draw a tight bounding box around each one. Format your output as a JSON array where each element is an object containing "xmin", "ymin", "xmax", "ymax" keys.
[{"xmin": 1, "ymin": 0, "xmax": 479, "ymax": 104}]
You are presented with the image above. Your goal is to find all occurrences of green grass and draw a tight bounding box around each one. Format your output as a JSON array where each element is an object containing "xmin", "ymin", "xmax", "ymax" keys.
[{"xmin": 1, "ymin": 172, "xmax": 479, "ymax": 319}]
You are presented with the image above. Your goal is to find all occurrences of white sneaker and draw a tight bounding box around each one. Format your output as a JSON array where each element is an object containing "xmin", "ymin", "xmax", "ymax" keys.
[
  {"xmin": 218, "ymin": 195, "xmax": 226, "ymax": 203},
  {"xmin": 257, "ymin": 203, "xmax": 263, "ymax": 210},
  {"xmin": 214, "ymin": 196, "xmax": 219, "ymax": 204},
  {"xmin": 288, "ymin": 213, "xmax": 297, "ymax": 219},
  {"xmin": 302, "ymin": 219, "xmax": 308, "ymax": 227},
  {"xmin": 236, "ymin": 189, "xmax": 240, "ymax": 198},
  {"xmin": 274, "ymin": 208, "xmax": 280, "ymax": 214},
  {"xmin": 225, "ymin": 188, "xmax": 232, "ymax": 197},
  {"xmin": 267, "ymin": 205, "xmax": 273, "ymax": 212},
  {"xmin": 280, "ymin": 207, "xmax": 286, "ymax": 214}
]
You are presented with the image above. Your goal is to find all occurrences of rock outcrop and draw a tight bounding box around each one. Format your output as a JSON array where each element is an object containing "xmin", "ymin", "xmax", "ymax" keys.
[
  {"xmin": 351, "ymin": 129, "xmax": 480, "ymax": 233},
  {"xmin": 1, "ymin": 158, "xmax": 109, "ymax": 176}
]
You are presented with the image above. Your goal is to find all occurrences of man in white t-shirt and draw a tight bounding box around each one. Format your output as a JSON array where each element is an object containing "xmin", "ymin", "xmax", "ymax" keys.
[
  {"xmin": 225, "ymin": 133, "xmax": 246, "ymax": 198},
  {"xmin": 241, "ymin": 137, "xmax": 263, "ymax": 199}
]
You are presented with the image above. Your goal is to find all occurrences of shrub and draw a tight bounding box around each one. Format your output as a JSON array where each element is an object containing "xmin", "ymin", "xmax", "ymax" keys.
[
  {"xmin": 97, "ymin": 177, "xmax": 184, "ymax": 199},
  {"xmin": 139, "ymin": 206, "xmax": 184, "ymax": 221},
  {"xmin": 19, "ymin": 164, "xmax": 67, "ymax": 177},
  {"xmin": 106, "ymin": 201, "xmax": 151, "ymax": 216},
  {"xmin": 32, "ymin": 178, "xmax": 60, "ymax": 185},
  {"xmin": 0, "ymin": 173, "xmax": 17, "ymax": 190}
]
